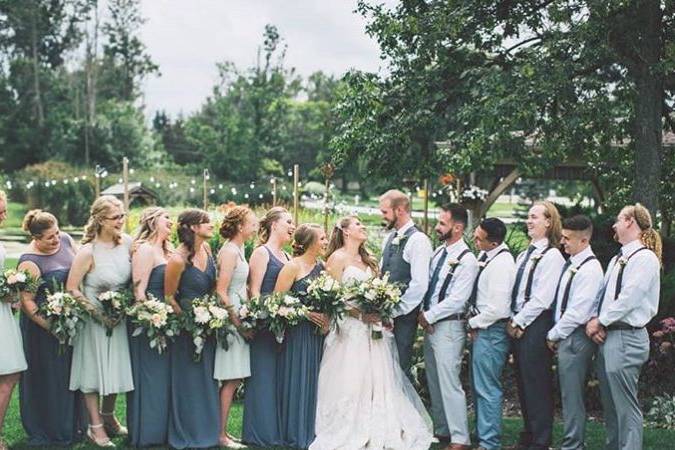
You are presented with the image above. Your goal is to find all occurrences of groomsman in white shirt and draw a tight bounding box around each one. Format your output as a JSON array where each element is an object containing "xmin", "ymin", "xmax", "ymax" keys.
[
  {"xmin": 418, "ymin": 203, "xmax": 478, "ymax": 450},
  {"xmin": 546, "ymin": 215, "xmax": 604, "ymax": 450},
  {"xmin": 507, "ymin": 201, "xmax": 565, "ymax": 450},
  {"xmin": 379, "ymin": 189, "xmax": 433, "ymax": 377},
  {"xmin": 468, "ymin": 218, "xmax": 515, "ymax": 450},
  {"xmin": 586, "ymin": 204, "xmax": 662, "ymax": 450}
]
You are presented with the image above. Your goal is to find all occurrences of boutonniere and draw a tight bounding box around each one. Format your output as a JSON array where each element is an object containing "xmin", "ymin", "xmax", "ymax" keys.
[
  {"xmin": 618, "ymin": 257, "xmax": 628, "ymax": 267},
  {"xmin": 391, "ymin": 234, "xmax": 403, "ymax": 246},
  {"xmin": 531, "ymin": 254, "xmax": 544, "ymax": 262},
  {"xmin": 447, "ymin": 258, "xmax": 460, "ymax": 268},
  {"xmin": 478, "ymin": 261, "xmax": 488, "ymax": 268}
]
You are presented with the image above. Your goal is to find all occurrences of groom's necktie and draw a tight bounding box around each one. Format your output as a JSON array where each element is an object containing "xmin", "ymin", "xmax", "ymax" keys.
[
  {"xmin": 423, "ymin": 248, "xmax": 448, "ymax": 311},
  {"xmin": 510, "ymin": 245, "xmax": 536, "ymax": 312}
]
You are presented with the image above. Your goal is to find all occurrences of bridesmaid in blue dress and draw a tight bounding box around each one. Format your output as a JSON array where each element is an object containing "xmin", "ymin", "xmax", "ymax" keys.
[
  {"xmin": 275, "ymin": 223, "xmax": 330, "ymax": 449},
  {"xmin": 243, "ymin": 207, "xmax": 294, "ymax": 446},
  {"xmin": 17, "ymin": 210, "xmax": 85, "ymax": 446},
  {"xmin": 127, "ymin": 207, "xmax": 174, "ymax": 447},
  {"xmin": 165, "ymin": 209, "xmax": 220, "ymax": 449}
]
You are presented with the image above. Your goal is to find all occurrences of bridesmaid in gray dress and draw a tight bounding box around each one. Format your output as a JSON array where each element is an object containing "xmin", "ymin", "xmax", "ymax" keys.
[
  {"xmin": 17, "ymin": 210, "xmax": 85, "ymax": 446},
  {"xmin": 165, "ymin": 209, "xmax": 220, "ymax": 449},
  {"xmin": 128, "ymin": 207, "xmax": 174, "ymax": 447},
  {"xmin": 243, "ymin": 207, "xmax": 294, "ymax": 446},
  {"xmin": 67, "ymin": 195, "xmax": 134, "ymax": 448},
  {"xmin": 214, "ymin": 206, "xmax": 259, "ymax": 447},
  {"xmin": 274, "ymin": 223, "xmax": 330, "ymax": 449},
  {"xmin": 0, "ymin": 190, "xmax": 27, "ymax": 450}
]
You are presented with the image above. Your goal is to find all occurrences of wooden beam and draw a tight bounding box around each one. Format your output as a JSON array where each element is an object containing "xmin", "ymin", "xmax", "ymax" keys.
[{"xmin": 479, "ymin": 168, "xmax": 520, "ymax": 218}]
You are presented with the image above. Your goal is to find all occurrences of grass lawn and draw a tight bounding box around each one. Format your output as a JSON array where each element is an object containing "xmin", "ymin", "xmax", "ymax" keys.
[{"xmin": 2, "ymin": 394, "xmax": 675, "ymax": 449}]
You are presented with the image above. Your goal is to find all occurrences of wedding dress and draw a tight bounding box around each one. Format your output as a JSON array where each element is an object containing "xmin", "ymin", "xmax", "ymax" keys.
[{"xmin": 309, "ymin": 266, "xmax": 433, "ymax": 450}]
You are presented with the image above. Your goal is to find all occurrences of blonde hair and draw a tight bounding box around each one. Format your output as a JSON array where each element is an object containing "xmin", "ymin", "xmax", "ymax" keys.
[
  {"xmin": 258, "ymin": 206, "xmax": 289, "ymax": 244},
  {"xmin": 534, "ymin": 201, "xmax": 562, "ymax": 248},
  {"xmin": 326, "ymin": 216, "xmax": 379, "ymax": 274},
  {"xmin": 622, "ymin": 203, "xmax": 663, "ymax": 262},
  {"xmin": 82, "ymin": 195, "xmax": 124, "ymax": 245},
  {"xmin": 0, "ymin": 190, "xmax": 6, "ymax": 203},
  {"xmin": 379, "ymin": 189, "xmax": 411, "ymax": 213},
  {"xmin": 133, "ymin": 207, "xmax": 172, "ymax": 257},
  {"xmin": 22, "ymin": 209, "xmax": 57, "ymax": 238},
  {"xmin": 292, "ymin": 223, "xmax": 322, "ymax": 257},
  {"xmin": 220, "ymin": 206, "xmax": 253, "ymax": 240}
]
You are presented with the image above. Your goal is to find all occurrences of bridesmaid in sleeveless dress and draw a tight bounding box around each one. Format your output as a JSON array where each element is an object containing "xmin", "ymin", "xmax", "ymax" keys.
[
  {"xmin": 67, "ymin": 195, "xmax": 134, "ymax": 448},
  {"xmin": 17, "ymin": 210, "xmax": 86, "ymax": 446},
  {"xmin": 165, "ymin": 209, "xmax": 220, "ymax": 449},
  {"xmin": 213, "ymin": 206, "xmax": 259, "ymax": 448},
  {"xmin": 275, "ymin": 223, "xmax": 330, "ymax": 449},
  {"xmin": 127, "ymin": 207, "xmax": 174, "ymax": 447},
  {"xmin": 0, "ymin": 190, "xmax": 27, "ymax": 450},
  {"xmin": 243, "ymin": 207, "xmax": 295, "ymax": 446}
]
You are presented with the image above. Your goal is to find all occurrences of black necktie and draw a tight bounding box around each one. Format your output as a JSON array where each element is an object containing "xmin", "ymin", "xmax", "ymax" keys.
[
  {"xmin": 596, "ymin": 249, "xmax": 623, "ymax": 314},
  {"xmin": 552, "ymin": 259, "xmax": 572, "ymax": 317},
  {"xmin": 467, "ymin": 253, "xmax": 489, "ymax": 312},
  {"xmin": 511, "ymin": 245, "xmax": 536, "ymax": 311},
  {"xmin": 423, "ymin": 249, "xmax": 448, "ymax": 311}
]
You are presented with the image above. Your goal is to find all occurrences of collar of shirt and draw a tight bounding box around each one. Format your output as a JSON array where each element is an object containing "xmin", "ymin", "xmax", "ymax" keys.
[
  {"xmin": 485, "ymin": 242, "xmax": 509, "ymax": 260},
  {"xmin": 621, "ymin": 239, "xmax": 643, "ymax": 256},
  {"xmin": 569, "ymin": 245, "xmax": 595, "ymax": 266},
  {"xmin": 395, "ymin": 220, "xmax": 415, "ymax": 237},
  {"xmin": 443, "ymin": 239, "xmax": 469, "ymax": 259},
  {"xmin": 531, "ymin": 237, "xmax": 550, "ymax": 252}
]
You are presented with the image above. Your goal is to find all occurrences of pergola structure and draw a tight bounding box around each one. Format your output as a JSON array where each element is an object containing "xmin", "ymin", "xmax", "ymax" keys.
[{"xmin": 436, "ymin": 131, "xmax": 675, "ymax": 220}]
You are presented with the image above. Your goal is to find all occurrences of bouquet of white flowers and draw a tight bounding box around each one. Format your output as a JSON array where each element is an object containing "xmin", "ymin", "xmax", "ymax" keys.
[
  {"xmin": 97, "ymin": 289, "xmax": 133, "ymax": 336},
  {"xmin": 182, "ymin": 295, "xmax": 235, "ymax": 361},
  {"xmin": 39, "ymin": 290, "xmax": 89, "ymax": 353},
  {"xmin": 305, "ymin": 271, "xmax": 346, "ymax": 331},
  {"xmin": 264, "ymin": 291, "xmax": 310, "ymax": 344},
  {"xmin": 126, "ymin": 295, "xmax": 181, "ymax": 354},
  {"xmin": 0, "ymin": 269, "xmax": 39, "ymax": 304},
  {"xmin": 239, "ymin": 295, "xmax": 269, "ymax": 331},
  {"xmin": 344, "ymin": 273, "xmax": 401, "ymax": 339}
]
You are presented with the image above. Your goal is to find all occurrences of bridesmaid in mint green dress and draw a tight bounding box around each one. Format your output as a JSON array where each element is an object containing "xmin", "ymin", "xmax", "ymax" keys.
[
  {"xmin": 0, "ymin": 190, "xmax": 27, "ymax": 450},
  {"xmin": 67, "ymin": 195, "xmax": 133, "ymax": 448},
  {"xmin": 213, "ymin": 206, "xmax": 258, "ymax": 447}
]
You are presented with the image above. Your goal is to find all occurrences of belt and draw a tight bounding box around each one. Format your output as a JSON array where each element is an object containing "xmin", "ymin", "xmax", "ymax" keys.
[
  {"xmin": 607, "ymin": 321, "xmax": 643, "ymax": 331},
  {"xmin": 436, "ymin": 313, "xmax": 465, "ymax": 323}
]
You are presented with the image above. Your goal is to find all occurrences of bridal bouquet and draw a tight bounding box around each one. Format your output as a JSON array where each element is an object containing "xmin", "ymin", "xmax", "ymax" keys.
[
  {"xmin": 305, "ymin": 271, "xmax": 346, "ymax": 330},
  {"xmin": 126, "ymin": 295, "xmax": 181, "ymax": 354},
  {"xmin": 182, "ymin": 295, "xmax": 235, "ymax": 361},
  {"xmin": 39, "ymin": 290, "xmax": 89, "ymax": 353},
  {"xmin": 0, "ymin": 269, "xmax": 39, "ymax": 304},
  {"xmin": 97, "ymin": 289, "xmax": 133, "ymax": 336},
  {"xmin": 345, "ymin": 273, "xmax": 402, "ymax": 339},
  {"xmin": 265, "ymin": 291, "xmax": 310, "ymax": 344},
  {"xmin": 239, "ymin": 294, "xmax": 270, "ymax": 331}
]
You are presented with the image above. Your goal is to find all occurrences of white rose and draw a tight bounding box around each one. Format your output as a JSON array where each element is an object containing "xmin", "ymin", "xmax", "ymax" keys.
[
  {"xmin": 209, "ymin": 305, "xmax": 228, "ymax": 321},
  {"xmin": 194, "ymin": 306, "xmax": 210, "ymax": 324}
]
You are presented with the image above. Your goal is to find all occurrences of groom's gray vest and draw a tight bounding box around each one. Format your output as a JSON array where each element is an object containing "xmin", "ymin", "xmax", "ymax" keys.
[{"xmin": 381, "ymin": 226, "xmax": 419, "ymax": 291}]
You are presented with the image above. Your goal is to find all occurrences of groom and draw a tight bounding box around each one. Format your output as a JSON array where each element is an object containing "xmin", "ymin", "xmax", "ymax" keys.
[{"xmin": 379, "ymin": 189, "xmax": 432, "ymax": 378}]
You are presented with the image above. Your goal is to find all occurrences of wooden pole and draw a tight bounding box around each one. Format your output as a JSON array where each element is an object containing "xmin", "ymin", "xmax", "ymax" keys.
[
  {"xmin": 423, "ymin": 178, "xmax": 429, "ymax": 234},
  {"xmin": 122, "ymin": 157, "xmax": 129, "ymax": 232},
  {"xmin": 293, "ymin": 164, "xmax": 300, "ymax": 225},
  {"xmin": 203, "ymin": 169, "xmax": 209, "ymax": 210},
  {"xmin": 272, "ymin": 177, "xmax": 277, "ymax": 206}
]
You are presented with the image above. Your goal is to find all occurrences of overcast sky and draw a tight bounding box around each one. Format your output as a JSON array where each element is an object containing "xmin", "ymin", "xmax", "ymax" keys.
[{"xmin": 138, "ymin": 0, "xmax": 393, "ymax": 118}]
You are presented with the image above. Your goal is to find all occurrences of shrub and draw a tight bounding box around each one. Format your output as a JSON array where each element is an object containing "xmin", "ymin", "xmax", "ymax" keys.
[{"xmin": 646, "ymin": 395, "xmax": 675, "ymax": 429}]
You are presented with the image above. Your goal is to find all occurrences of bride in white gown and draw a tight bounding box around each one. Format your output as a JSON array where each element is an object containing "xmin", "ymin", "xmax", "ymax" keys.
[{"xmin": 310, "ymin": 216, "xmax": 433, "ymax": 450}]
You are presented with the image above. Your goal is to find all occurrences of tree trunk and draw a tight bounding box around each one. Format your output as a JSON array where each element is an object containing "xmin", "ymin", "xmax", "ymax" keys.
[
  {"xmin": 630, "ymin": 0, "xmax": 663, "ymax": 215},
  {"xmin": 84, "ymin": 1, "xmax": 99, "ymax": 166},
  {"xmin": 30, "ymin": 4, "xmax": 44, "ymax": 126}
]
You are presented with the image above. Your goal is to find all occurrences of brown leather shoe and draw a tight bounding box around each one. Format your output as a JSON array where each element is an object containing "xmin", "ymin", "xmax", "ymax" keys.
[{"xmin": 445, "ymin": 444, "xmax": 472, "ymax": 450}]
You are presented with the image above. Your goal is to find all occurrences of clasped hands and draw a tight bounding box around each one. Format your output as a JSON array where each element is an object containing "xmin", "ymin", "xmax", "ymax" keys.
[{"xmin": 585, "ymin": 317, "xmax": 607, "ymax": 344}]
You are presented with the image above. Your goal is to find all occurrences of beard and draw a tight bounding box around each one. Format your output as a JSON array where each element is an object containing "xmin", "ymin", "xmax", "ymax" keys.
[
  {"xmin": 436, "ymin": 229, "xmax": 453, "ymax": 241},
  {"xmin": 382, "ymin": 213, "xmax": 397, "ymax": 230}
]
